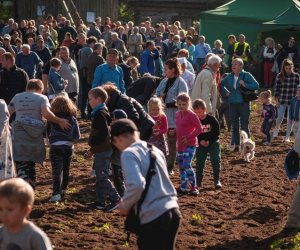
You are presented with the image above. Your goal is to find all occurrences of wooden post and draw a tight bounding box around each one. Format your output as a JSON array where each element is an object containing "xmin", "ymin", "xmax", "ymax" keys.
[{"xmin": 61, "ymin": 0, "xmax": 75, "ymax": 26}]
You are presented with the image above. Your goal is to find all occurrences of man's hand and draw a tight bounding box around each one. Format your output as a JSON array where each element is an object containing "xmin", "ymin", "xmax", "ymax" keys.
[
  {"xmin": 118, "ymin": 200, "xmax": 128, "ymax": 216},
  {"xmin": 58, "ymin": 118, "xmax": 71, "ymax": 130}
]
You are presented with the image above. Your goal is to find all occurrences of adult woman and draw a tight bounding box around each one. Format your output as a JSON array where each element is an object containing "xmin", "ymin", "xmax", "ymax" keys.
[
  {"xmin": 273, "ymin": 59, "xmax": 300, "ymax": 142},
  {"xmin": 263, "ymin": 37, "xmax": 276, "ymax": 88},
  {"xmin": 156, "ymin": 58, "xmax": 188, "ymax": 174},
  {"xmin": 8, "ymin": 79, "xmax": 69, "ymax": 188},
  {"xmin": 220, "ymin": 58, "xmax": 259, "ymax": 150}
]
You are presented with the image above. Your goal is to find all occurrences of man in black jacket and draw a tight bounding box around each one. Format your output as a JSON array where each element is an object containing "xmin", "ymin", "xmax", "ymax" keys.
[
  {"xmin": 0, "ymin": 52, "xmax": 29, "ymax": 104},
  {"xmin": 126, "ymin": 74, "xmax": 162, "ymax": 106}
]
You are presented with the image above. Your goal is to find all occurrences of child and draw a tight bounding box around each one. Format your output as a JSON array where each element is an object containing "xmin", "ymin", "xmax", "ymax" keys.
[
  {"xmin": 86, "ymin": 87, "xmax": 120, "ymax": 212},
  {"xmin": 0, "ymin": 99, "xmax": 14, "ymax": 180},
  {"xmin": 289, "ymin": 85, "xmax": 300, "ymax": 138},
  {"xmin": 193, "ymin": 99, "xmax": 222, "ymax": 189},
  {"xmin": 175, "ymin": 93, "xmax": 202, "ymax": 196},
  {"xmin": 48, "ymin": 57, "xmax": 68, "ymax": 101},
  {"xmin": 259, "ymin": 90, "xmax": 276, "ymax": 145},
  {"xmin": 147, "ymin": 96, "xmax": 169, "ymax": 156},
  {"xmin": 0, "ymin": 178, "xmax": 53, "ymax": 249},
  {"xmin": 48, "ymin": 96, "xmax": 80, "ymax": 202}
]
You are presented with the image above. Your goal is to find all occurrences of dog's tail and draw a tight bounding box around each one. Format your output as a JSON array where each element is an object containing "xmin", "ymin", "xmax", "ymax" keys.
[{"xmin": 240, "ymin": 130, "xmax": 249, "ymax": 140}]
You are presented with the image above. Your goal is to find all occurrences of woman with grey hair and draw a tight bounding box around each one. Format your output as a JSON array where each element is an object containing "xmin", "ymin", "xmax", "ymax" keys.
[{"xmin": 220, "ymin": 58, "xmax": 259, "ymax": 151}]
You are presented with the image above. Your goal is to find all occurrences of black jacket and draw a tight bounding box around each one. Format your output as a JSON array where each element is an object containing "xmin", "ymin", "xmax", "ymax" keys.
[
  {"xmin": 126, "ymin": 76, "xmax": 162, "ymax": 106},
  {"xmin": 0, "ymin": 65, "xmax": 29, "ymax": 104},
  {"xmin": 106, "ymin": 90, "xmax": 140, "ymax": 125}
]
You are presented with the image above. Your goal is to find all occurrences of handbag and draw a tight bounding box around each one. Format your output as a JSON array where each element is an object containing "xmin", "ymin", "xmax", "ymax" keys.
[
  {"xmin": 124, "ymin": 143, "xmax": 156, "ymax": 235},
  {"xmin": 239, "ymin": 73, "xmax": 258, "ymax": 102}
]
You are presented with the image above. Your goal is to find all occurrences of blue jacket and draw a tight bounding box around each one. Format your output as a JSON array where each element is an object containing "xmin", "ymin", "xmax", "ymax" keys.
[
  {"xmin": 15, "ymin": 51, "xmax": 42, "ymax": 79},
  {"xmin": 48, "ymin": 68, "xmax": 65, "ymax": 94},
  {"xmin": 220, "ymin": 70, "xmax": 259, "ymax": 104},
  {"xmin": 289, "ymin": 97, "xmax": 300, "ymax": 121},
  {"xmin": 92, "ymin": 63, "xmax": 125, "ymax": 93},
  {"xmin": 140, "ymin": 48, "xmax": 159, "ymax": 76},
  {"xmin": 48, "ymin": 114, "xmax": 80, "ymax": 144}
]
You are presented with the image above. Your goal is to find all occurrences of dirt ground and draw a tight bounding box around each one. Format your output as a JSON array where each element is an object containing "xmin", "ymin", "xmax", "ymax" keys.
[{"xmin": 31, "ymin": 102, "xmax": 297, "ymax": 250}]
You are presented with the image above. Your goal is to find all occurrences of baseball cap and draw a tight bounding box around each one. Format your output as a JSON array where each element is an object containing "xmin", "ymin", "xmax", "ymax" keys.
[
  {"xmin": 113, "ymin": 109, "xmax": 128, "ymax": 119},
  {"xmin": 111, "ymin": 119, "xmax": 138, "ymax": 138},
  {"xmin": 107, "ymin": 48, "xmax": 119, "ymax": 55},
  {"xmin": 3, "ymin": 34, "xmax": 11, "ymax": 40}
]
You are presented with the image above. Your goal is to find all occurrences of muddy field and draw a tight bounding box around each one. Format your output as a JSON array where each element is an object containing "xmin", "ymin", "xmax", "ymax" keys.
[{"xmin": 31, "ymin": 103, "xmax": 297, "ymax": 250}]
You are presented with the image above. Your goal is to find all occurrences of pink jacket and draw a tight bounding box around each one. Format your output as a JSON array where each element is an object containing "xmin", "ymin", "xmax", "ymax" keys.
[
  {"xmin": 151, "ymin": 113, "xmax": 168, "ymax": 135},
  {"xmin": 175, "ymin": 109, "xmax": 202, "ymax": 151}
]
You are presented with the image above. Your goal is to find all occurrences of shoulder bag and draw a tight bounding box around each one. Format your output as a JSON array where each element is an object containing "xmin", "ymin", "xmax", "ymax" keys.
[{"xmin": 239, "ymin": 73, "xmax": 258, "ymax": 102}]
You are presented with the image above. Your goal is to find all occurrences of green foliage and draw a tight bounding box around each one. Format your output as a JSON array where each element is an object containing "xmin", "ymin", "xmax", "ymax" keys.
[
  {"xmin": 119, "ymin": 2, "xmax": 134, "ymax": 23},
  {"xmin": 122, "ymin": 241, "xmax": 130, "ymax": 247},
  {"xmin": 93, "ymin": 222, "xmax": 110, "ymax": 232},
  {"xmin": 270, "ymin": 234, "xmax": 300, "ymax": 250},
  {"xmin": 191, "ymin": 213, "xmax": 202, "ymax": 226}
]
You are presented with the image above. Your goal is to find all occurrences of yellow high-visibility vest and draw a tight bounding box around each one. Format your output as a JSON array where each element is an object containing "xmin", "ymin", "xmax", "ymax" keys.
[{"xmin": 233, "ymin": 42, "xmax": 249, "ymax": 62}]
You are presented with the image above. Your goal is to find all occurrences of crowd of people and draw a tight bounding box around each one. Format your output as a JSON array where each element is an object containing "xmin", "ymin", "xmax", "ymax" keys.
[{"xmin": 0, "ymin": 14, "xmax": 300, "ymax": 249}]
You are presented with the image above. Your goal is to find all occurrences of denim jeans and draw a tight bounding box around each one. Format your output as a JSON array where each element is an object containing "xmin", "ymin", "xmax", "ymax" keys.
[
  {"xmin": 275, "ymin": 104, "xmax": 292, "ymax": 138},
  {"xmin": 261, "ymin": 119, "xmax": 273, "ymax": 142},
  {"xmin": 93, "ymin": 150, "xmax": 120, "ymax": 203},
  {"xmin": 195, "ymin": 140, "xmax": 221, "ymax": 186},
  {"xmin": 195, "ymin": 58, "xmax": 205, "ymax": 72},
  {"xmin": 137, "ymin": 208, "xmax": 182, "ymax": 250},
  {"xmin": 229, "ymin": 102, "xmax": 250, "ymax": 145},
  {"xmin": 50, "ymin": 145, "xmax": 73, "ymax": 195}
]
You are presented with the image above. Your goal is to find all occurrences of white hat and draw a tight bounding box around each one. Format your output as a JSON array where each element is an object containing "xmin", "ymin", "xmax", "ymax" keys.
[{"xmin": 177, "ymin": 57, "xmax": 187, "ymax": 65}]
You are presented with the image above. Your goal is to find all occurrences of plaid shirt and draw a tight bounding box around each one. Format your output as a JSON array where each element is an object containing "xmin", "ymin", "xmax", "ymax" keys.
[{"xmin": 274, "ymin": 72, "xmax": 300, "ymax": 105}]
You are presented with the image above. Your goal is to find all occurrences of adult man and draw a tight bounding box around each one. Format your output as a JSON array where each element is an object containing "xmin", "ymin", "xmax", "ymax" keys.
[
  {"xmin": 0, "ymin": 52, "xmax": 29, "ymax": 105},
  {"xmin": 191, "ymin": 55, "xmax": 222, "ymax": 116},
  {"xmin": 69, "ymin": 32, "xmax": 86, "ymax": 64},
  {"xmin": 32, "ymin": 36, "xmax": 52, "ymax": 83},
  {"xmin": 194, "ymin": 35, "xmax": 212, "ymax": 72},
  {"xmin": 226, "ymin": 34, "xmax": 236, "ymax": 72},
  {"xmin": 140, "ymin": 40, "xmax": 159, "ymax": 76},
  {"xmin": 1, "ymin": 18, "xmax": 14, "ymax": 36},
  {"xmin": 232, "ymin": 34, "xmax": 254, "ymax": 70},
  {"xmin": 87, "ymin": 43, "xmax": 105, "ymax": 85},
  {"xmin": 182, "ymin": 35, "xmax": 195, "ymax": 64},
  {"xmin": 284, "ymin": 36, "xmax": 298, "ymax": 65},
  {"xmin": 1, "ymin": 34, "xmax": 17, "ymax": 56},
  {"xmin": 59, "ymin": 46, "xmax": 79, "ymax": 102},
  {"xmin": 126, "ymin": 74, "xmax": 163, "ymax": 106},
  {"xmin": 87, "ymin": 22, "xmax": 101, "ymax": 40},
  {"xmin": 111, "ymin": 119, "xmax": 181, "ymax": 250},
  {"xmin": 58, "ymin": 19, "xmax": 77, "ymax": 45},
  {"xmin": 16, "ymin": 44, "xmax": 43, "ymax": 79},
  {"xmin": 101, "ymin": 25, "xmax": 112, "ymax": 48},
  {"xmin": 110, "ymin": 32, "xmax": 127, "ymax": 57},
  {"xmin": 92, "ymin": 48, "xmax": 125, "ymax": 93}
]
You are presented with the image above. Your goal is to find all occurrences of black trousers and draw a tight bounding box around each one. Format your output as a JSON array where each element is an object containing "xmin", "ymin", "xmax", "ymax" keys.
[
  {"xmin": 50, "ymin": 145, "xmax": 73, "ymax": 195},
  {"xmin": 15, "ymin": 161, "xmax": 36, "ymax": 188},
  {"xmin": 137, "ymin": 208, "xmax": 182, "ymax": 250}
]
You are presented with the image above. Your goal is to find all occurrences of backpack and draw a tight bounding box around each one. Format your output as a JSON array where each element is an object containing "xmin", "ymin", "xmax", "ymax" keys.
[{"xmin": 284, "ymin": 149, "xmax": 300, "ymax": 180}]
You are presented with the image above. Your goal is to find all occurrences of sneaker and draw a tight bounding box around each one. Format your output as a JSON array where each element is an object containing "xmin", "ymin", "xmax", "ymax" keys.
[
  {"xmin": 176, "ymin": 187, "xmax": 188, "ymax": 195},
  {"xmin": 88, "ymin": 201, "xmax": 106, "ymax": 210},
  {"xmin": 189, "ymin": 186, "xmax": 199, "ymax": 196},
  {"xmin": 105, "ymin": 200, "xmax": 119, "ymax": 212},
  {"xmin": 284, "ymin": 137, "xmax": 291, "ymax": 143},
  {"xmin": 49, "ymin": 194, "xmax": 62, "ymax": 202},
  {"xmin": 215, "ymin": 181, "xmax": 222, "ymax": 189},
  {"xmin": 273, "ymin": 129, "xmax": 279, "ymax": 138},
  {"xmin": 90, "ymin": 169, "xmax": 96, "ymax": 177},
  {"xmin": 263, "ymin": 141, "xmax": 271, "ymax": 146}
]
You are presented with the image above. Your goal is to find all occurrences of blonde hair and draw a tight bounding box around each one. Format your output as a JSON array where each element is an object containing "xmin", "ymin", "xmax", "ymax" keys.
[
  {"xmin": 51, "ymin": 96, "xmax": 78, "ymax": 116},
  {"xmin": 259, "ymin": 90, "xmax": 272, "ymax": 102},
  {"xmin": 0, "ymin": 178, "xmax": 34, "ymax": 207},
  {"xmin": 147, "ymin": 96, "xmax": 165, "ymax": 116}
]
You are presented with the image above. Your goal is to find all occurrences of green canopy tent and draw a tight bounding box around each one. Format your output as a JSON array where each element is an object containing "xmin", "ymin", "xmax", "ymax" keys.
[{"xmin": 200, "ymin": 0, "xmax": 293, "ymax": 52}]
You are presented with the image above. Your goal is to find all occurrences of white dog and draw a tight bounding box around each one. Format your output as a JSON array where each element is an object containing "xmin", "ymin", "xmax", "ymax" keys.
[{"xmin": 240, "ymin": 130, "xmax": 255, "ymax": 162}]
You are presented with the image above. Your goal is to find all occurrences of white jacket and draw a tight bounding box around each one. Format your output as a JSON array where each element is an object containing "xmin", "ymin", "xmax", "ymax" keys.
[{"xmin": 191, "ymin": 67, "xmax": 217, "ymax": 116}]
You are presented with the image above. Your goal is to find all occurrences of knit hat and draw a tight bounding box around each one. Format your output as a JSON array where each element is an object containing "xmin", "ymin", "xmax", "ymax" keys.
[
  {"xmin": 111, "ymin": 119, "xmax": 138, "ymax": 138},
  {"xmin": 113, "ymin": 109, "xmax": 128, "ymax": 119}
]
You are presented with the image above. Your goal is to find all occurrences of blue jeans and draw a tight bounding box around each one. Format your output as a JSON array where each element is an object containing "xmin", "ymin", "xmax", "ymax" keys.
[
  {"xmin": 93, "ymin": 150, "xmax": 120, "ymax": 203},
  {"xmin": 275, "ymin": 104, "xmax": 292, "ymax": 138},
  {"xmin": 229, "ymin": 102, "xmax": 250, "ymax": 146}
]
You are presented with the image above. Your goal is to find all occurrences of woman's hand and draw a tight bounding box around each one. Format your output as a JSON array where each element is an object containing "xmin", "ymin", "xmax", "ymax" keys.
[
  {"xmin": 118, "ymin": 199, "xmax": 128, "ymax": 216},
  {"xmin": 239, "ymin": 80, "xmax": 245, "ymax": 88}
]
